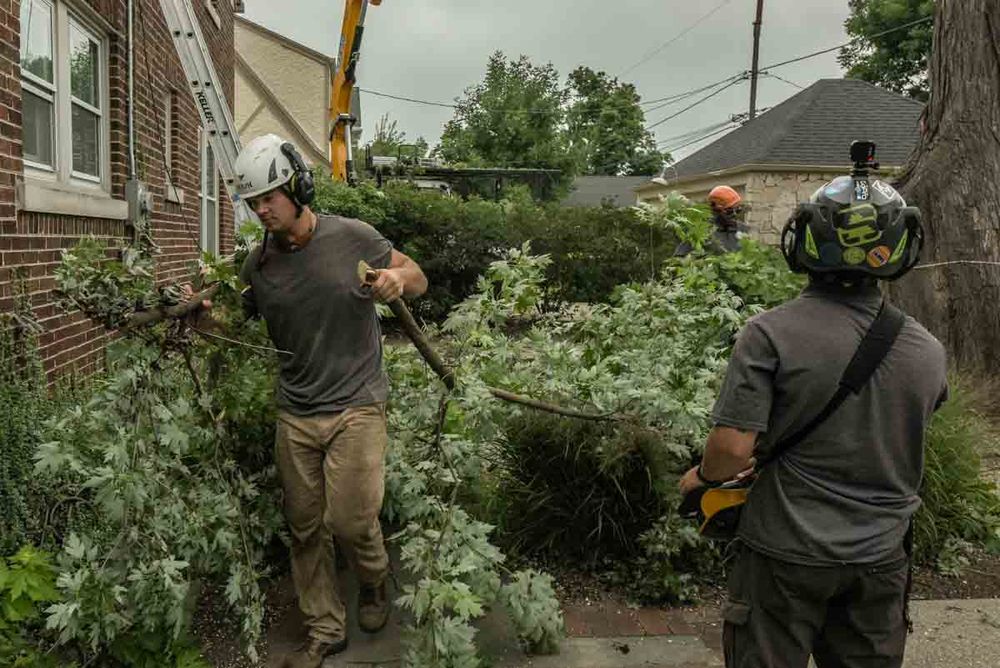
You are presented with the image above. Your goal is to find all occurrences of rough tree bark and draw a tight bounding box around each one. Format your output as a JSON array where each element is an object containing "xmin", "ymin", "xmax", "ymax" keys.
[{"xmin": 888, "ymin": 0, "xmax": 1000, "ymax": 371}]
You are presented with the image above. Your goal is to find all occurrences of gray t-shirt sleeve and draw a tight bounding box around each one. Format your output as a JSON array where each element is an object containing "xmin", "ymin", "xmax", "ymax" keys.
[
  {"xmin": 711, "ymin": 320, "xmax": 777, "ymax": 433},
  {"xmin": 345, "ymin": 218, "xmax": 393, "ymax": 270}
]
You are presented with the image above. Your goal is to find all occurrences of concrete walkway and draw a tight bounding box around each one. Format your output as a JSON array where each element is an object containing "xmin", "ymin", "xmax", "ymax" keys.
[{"xmin": 261, "ymin": 568, "xmax": 1000, "ymax": 668}]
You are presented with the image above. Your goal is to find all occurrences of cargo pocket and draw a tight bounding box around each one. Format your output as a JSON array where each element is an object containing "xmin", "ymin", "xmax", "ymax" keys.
[{"xmin": 722, "ymin": 600, "xmax": 751, "ymax": 667}]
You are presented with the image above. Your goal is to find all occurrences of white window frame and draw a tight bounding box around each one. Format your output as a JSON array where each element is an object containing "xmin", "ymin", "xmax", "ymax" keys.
[
  {"xmin": 19, "ymin": 0, "xmax": 112, "ymax": 199},
  {"xmin": 199, "ymin": 128, "xmax": 220, "ymax": 255}
]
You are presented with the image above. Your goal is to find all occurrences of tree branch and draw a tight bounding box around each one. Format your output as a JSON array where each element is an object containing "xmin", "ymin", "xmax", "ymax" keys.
[
  {"xmin": 125, "ymin": 284, "xmax": 222, "ymax": 329},
  {"xmin": 361, "ymin": 262, "xmax": 618, "ymax": 422}
]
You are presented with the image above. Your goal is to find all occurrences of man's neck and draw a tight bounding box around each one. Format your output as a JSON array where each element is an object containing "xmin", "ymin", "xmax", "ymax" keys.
[{"xmin": 280, "ymin": 209, "xmax": 317, "ymax": 250}]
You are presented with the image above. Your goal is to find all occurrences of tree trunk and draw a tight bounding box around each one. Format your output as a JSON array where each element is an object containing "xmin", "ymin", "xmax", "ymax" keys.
[{"xmin": 888, "ymin": 0, "xmax": 1000, "ymax": 372}]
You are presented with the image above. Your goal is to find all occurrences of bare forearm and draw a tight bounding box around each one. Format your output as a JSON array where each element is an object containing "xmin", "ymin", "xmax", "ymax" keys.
[
  {"xmin": 396, "ymin": 262, "xmax": 427, "ymax": 298},
  {"xmin": 700, "ymin": 428, "xmax": 755, "ymax": 481}
]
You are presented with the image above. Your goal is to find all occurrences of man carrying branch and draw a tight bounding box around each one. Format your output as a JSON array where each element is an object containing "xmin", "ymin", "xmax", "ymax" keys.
[{"xmin": 225, "ymin": 134, "xmax": 427, "ymax": 668}]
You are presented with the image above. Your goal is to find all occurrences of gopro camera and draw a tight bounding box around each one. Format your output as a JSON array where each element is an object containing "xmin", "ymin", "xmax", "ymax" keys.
[{"xmin": 850, "ymin": 140, "xmax": 879, "ymax": 174}]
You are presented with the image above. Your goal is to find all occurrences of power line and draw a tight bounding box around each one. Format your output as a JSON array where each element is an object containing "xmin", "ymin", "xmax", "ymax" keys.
[
  {"xmin": 640, "ymin": 72, "xmax": 748, "ymax": 107},
  {"xmin": 620, "ymin": 0, "xmax": 737, "ymax": 77},
  {"xmin": 665, "ymin": 123, "xmax": 739, "ymax": 154},
  {"xmin": 655, "ymin": 118, "xmax": 736, "ymax": 147},
  {"xmin": 762, "ymin": 71, "xmax": 805, "ymax": 90},
  {"xmin": 760, "ymin": 15, "xmax": 933, "ymax": 71},
  {"xmin": 360, "ymin": 88, "xmax": 457, "ymax": 108},
  {"xmin": 646, "ymin": 76, "xmax": 747, "ymax": 131}
]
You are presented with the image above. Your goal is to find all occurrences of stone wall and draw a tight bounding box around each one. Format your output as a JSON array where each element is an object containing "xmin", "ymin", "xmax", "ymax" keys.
[{"xmin": 743, "ymin": 171, "xmax": 839, "ymax": 245}]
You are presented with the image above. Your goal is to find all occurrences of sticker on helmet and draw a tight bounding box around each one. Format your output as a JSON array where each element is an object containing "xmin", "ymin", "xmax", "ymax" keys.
[
  {"xmin": 854, "ymin": 179, "xmax": 870, "ymax": 201},
  {"xmin": 843, "ymin": 247, "xmax": 866, "ymax": 265},
  {"xmin": 867, "ymin": 246, "xmax": 892, "ymax": 268},
  {"xmin": 872, "ymin": 180, "xmax": 896, "ymax": 200},
  {"xmin": 837, "ymin": 204, "xmax": 883, "ymax": 247},
  {"xmin": 889, "ymin": 230, "xmax": 909, "ymax": 263},
  {"xmin": 805, "ymin": 226, "xmax": 819, "ymax": 258},
  {"xmin": 819, "ymin": 243, "xmax": 842, "ymax": 266}
]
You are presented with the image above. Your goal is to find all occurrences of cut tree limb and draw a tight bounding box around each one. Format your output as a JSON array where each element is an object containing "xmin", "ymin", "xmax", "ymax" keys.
[
  {"xmin": 126, "ymin": 284, "xmax": 221, "ymax": 329},
  {"xmin": 358, "ymin": 261, "xmax": 618, "ymax": 422}
]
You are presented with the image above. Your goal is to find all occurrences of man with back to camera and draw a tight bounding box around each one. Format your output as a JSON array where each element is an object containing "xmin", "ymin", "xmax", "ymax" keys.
[
  {"xmin": 679, "ymin": 142, "xmax": 948, "ymax": 668},
  {"xmin": 232, "ymin": 134, "xmax": 427, "ymax": 668}
]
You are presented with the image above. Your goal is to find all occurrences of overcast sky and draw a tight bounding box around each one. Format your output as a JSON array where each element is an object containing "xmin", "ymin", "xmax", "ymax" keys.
[{"xmin": 242, "ymin": 0, "xmax": 853, "ymax": 161}]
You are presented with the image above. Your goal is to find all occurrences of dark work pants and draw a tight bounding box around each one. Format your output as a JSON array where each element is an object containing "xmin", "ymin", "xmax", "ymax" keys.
[{"xmin": 723, "ymin": 543, "xmax": 909, "ymax": 668}]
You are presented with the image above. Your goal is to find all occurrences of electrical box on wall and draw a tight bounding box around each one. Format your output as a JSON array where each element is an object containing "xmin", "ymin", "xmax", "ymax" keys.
[{"xmin": 126, "ymin": 179, "xmax": 153, "ymax": 229}]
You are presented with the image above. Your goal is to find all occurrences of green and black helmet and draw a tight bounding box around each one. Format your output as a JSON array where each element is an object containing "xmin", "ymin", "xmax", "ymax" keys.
[{"xmin": 781, "ymin": 143, "xmax": 924, "ymax": 280}]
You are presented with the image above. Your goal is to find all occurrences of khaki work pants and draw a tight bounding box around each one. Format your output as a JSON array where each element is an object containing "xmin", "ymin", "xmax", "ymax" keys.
[{"xmin": 275, "ymin": 404, "xmax": 390, "ymax": 642}]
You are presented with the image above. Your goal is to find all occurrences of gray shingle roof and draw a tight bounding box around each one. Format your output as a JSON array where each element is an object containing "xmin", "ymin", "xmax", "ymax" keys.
[
  {"xmin": 667, "ymin": 78, "xmax": 924, "ymax": 180},
  {"xmin": 563, "ymin": 176, "xmax": 651, "ymax": 207}
]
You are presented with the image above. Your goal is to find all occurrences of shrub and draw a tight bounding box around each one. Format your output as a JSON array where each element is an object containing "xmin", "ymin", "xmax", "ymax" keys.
[
  {"xmin": 310, "ymin": 175, "xmax": 681, "ymax": 320},
  {"xmin": 915, "ymin": 378, "xmax": 1000, "ymax": 569}
]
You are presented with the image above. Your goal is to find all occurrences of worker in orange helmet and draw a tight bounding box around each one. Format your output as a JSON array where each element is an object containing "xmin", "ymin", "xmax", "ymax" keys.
[{"xmin": 674, "ymin": 185, "xmax": 750, "ymax": 257}]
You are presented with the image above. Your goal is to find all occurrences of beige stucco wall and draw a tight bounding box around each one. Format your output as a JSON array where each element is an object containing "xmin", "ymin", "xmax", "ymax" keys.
[
  {"xmin": 635, "ymin": 169, "xmax": 840, "ymax": 246},
  {"xmin": 235, "ymin": 21, "xmax": 330, "ymax": 165}
]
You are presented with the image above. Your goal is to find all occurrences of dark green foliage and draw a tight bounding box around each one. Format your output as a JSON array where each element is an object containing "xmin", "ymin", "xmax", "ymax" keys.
[
  {"xmin": 0, "ymin": 279, "xmax": 51, "ymax": 557},
  {"xmin": 493, "ymin": 413, "xmax": 668, "ymax": 560},
  {"xmin": 310, "ymin": 176, "xmax": 678, "ymax": 320},
  {"xmin": 914, "ymin": 379, "xmax": 1000, "ymax": 569},
  {"xmin": 437, "ymin": 52, "xmax": 577, "ymax": 193},
  {"xmin": 565, "ymin": 66, "xmax": 667, "ymax": 176},
  {"xmin": 839, "ymin": 0, "xmax": 934, "ymax": 100},
  {"xmin": 0, "ymin": 546, "xmax": 61, "ymax": 668}
]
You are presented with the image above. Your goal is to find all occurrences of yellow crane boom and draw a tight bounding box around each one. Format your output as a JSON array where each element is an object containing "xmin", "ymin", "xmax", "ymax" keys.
[{"xmin": 330, "ymin": 0, "xmax": 382, "ymax": 184}]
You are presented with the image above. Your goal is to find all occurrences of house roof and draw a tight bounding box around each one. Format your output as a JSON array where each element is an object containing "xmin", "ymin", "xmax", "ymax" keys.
[
  {"xmin": 235, "ymin": 15, "xmax": 335, "ymax": 66},
  {"xmin": 563, "ymin": 176, "xmax": 650, "ymax": 207},
  {"xmin": 664, "ymin": 78, "xmax": 924, "ymax": 181}
]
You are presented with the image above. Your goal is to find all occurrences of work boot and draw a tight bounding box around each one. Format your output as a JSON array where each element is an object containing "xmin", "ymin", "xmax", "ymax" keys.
[
  {"xmin": 358, "ymin": 579, "xmax": 390, "ymax": 633},
  {"xmin": 280, "ymin": 636, "xmax": 348, "ymax": 668}
]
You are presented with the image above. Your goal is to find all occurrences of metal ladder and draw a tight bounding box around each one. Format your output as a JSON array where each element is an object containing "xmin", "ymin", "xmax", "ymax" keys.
[{"xmin": 158, "ymin": 0, "xmax": 252, "ymax": 225}]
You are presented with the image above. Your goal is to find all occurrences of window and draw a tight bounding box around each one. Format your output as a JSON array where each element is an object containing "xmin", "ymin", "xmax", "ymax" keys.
[
  {"xmin": 199, "ymin": 129, "xmax": 220, "ymax": 255},
  {"xmin": 20, "ymin": 0, "xmax": 107, "ymax": 187}
]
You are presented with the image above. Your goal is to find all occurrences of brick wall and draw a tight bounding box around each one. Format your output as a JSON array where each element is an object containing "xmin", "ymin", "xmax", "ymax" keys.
[{"xmin": 1, "ymin": 0, "xmax": 238, "ymax": 381}]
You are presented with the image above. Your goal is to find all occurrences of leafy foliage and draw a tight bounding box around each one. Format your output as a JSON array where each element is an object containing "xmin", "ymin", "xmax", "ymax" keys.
[
  {"xmin": 0, "ymin": 546, "xmax": 61, "ymax": 668},
  {"xmin": 565, "ymin": 66, "xmax": 667, "ymax": 176},
  {"xmin": 34, "ymin": 337, "xmax": 283, "ymax": 665},
  {"xmin": 0, "ymin": 277, "xmax": 50, "ymax": 557},
  {"xmin": 839, "ymin": 0, "xmax": 935, "ymax": 100},
  {"xmin": 311, "ymin": 177, "xmax": 680, "ymax": 320},
  {"xmin": 437, "ymin": 52, "xmax": 577, "ymax": 192},
  {"xmin": 914, "ymin": 378, "xmax": 1000, "ymax": 569}
]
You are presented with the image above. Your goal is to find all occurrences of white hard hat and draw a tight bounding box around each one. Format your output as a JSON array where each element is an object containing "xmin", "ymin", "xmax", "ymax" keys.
[{"xmin": 234, "ymin": 134, "xmax": 295, "ymax": 201}]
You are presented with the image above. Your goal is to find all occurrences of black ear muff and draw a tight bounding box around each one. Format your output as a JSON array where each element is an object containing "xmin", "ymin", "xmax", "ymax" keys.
[
  {"xmin": 280, "ymin": 142, "xmax": 315, "ymax": 206},
  {"xmin": 781, "ymin": 205, "xmax": 811, "ymax": 274}
]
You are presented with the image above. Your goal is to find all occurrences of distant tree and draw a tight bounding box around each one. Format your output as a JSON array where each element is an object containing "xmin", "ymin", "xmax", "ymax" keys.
[
  {"xmin": 839, "ymin": 0, "xmax": 935, "ymax": 100},
  {"xmin": 367, "ymin": 114, "xmax": 428, "ymax": 159},
  {"xmin": 565, "ymin": 67, "xmax": 667, "ymax": 176},
  {"xmin": 437, "ymin": 52, "xmax": 577, "ymax": 189}
]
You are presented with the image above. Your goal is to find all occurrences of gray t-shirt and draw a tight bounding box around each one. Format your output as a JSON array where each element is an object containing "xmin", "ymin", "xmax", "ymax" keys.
[
  {"xmin": 240, "ymin": 215, "xmax": 393, "ymax": 416},
  {"xmin": 712, "ymin": 281, "xmax": 948, "ymax": 565}
]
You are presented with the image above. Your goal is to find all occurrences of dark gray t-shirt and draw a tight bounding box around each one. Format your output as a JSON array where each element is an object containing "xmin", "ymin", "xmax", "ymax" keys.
[
  {"xmin": 712, "ymin": 282, "xmax": 948, "ymax": 565},
  {"xmin": 240, "ymin": 215, "xmax": 393, "ymax": 416}
]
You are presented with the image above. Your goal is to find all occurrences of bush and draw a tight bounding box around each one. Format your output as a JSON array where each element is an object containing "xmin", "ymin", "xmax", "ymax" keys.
[
  {"xmin": 915, "ymin": 378, "xmax": 1000, "ymax": 569},
  {"xmin": 493, "ymin": 413, "xmax": 667, "ymax": 560},
  {"xmin": 310, "ymin": 175, "xmax": 679, "ymax": 320}
]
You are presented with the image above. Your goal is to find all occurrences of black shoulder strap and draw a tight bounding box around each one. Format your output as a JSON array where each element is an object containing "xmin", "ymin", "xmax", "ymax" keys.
[{"xmin": 760, "ymin": 301, "xmax": 906, "ymax": 466}]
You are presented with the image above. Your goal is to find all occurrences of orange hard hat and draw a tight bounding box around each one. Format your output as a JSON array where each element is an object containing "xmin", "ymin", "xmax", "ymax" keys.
[{"xmin": 708, "ymin": 185, "xmax": 742, "ymax": 210}]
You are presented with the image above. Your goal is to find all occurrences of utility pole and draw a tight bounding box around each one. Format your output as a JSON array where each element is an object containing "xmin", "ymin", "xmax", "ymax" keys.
[{"xmin": 749, "ymin": 0, "xmax": 764, "ymax": 120}]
